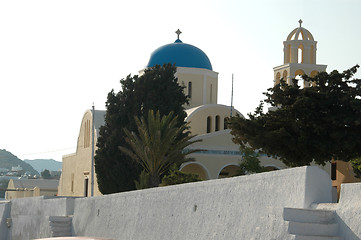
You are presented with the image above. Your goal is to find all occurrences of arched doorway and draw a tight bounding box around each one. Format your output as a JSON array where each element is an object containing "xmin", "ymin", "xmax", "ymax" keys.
[
  {"xmin": 180, "ymin": 163, "xmax": 209, "ymax": 180},
  {"xmin": 218, "ymin": 164, "xmax": 240, "ymax": 179}
]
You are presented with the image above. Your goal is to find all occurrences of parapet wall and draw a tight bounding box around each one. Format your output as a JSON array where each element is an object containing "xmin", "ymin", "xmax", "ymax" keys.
[
  {"xmin": 72, "ymin": 166, "xmax": 331, "ymax": 240},
  {"xmin": 335, "ymin": 182, "xmax": 361, "ymax": 239},
  {"xmin": 0, "ymin": 166, "xmax": 335, "ymax": 240}
]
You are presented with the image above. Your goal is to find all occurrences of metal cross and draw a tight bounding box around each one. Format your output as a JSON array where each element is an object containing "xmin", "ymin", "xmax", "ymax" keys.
[
  {"xmin": 299, "ymin": 19, "xmax": 303, "ymax": 27},
  {"xmin": 176, "ymin": 29, "xmax": 182, "ymax": 40}
]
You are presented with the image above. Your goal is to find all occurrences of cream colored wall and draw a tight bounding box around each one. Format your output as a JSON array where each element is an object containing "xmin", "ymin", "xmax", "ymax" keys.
[
  {"xmin": 332, "ymin": 160, "xmax": 361, "ymax": 197},
  {"xmin": 5, "ymin": 182, "xmax": 55, "ymax": 200},
  {"xmin": 273, "ymin": 63, "xmax": 327, "ymax": 86},
  {"xmin": 58, "ymin": 110, "xmax": 102, "ymax": 197},
  {"xmin": 183, "ymin": 130, "xmax": 287, "ymax": 180},
  {"xmin": 176, "ymin": 67, "xmax": 218, "ymax": 109},
  {"xmin": 186, "ymin": 104, "xmax": 242, "ymax": 136}
]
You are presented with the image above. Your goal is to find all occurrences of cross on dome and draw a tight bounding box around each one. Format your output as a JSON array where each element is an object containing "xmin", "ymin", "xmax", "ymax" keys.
[
  {"xmin": 176, "ymin": 29, "xmax": 182, "ymax": 40},
  {"xmin": 299, "ymin": 19, "xmax": 303, "ymax": 27}
]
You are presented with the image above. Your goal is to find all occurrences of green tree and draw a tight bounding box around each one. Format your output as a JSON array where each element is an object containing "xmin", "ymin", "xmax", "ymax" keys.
[
  {"xmin": 234, "ymin": 147, "xmax": 267, "ymax": 176},
  {"xmin": 228, "ymin": 65, "xmax": 361, "ymax": 167},
  {"xmin": 120, "ymin": 110, "xmax": 200, "ymax": 188},
  {"xmin": 0, "ymin": 179, "xmax": 10, "ymax": 198},
  {"xmin": 161, "ymin": 166, "xmax": 202, "ymax": 186},
  {"xmin": 41, "ymin": 169, "xmax": 51, "ymax": 179},
  {"xmin": 350, "ymin": 158, "xmax": 361, "ymax": 178},
  {"xmin": 95, "ymin": 64, "xmax": 189, "ymax": 194}
]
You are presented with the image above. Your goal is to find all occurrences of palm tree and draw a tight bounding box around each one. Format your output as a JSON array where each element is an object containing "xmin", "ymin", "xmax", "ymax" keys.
[{"xmin": 119, "ymin": 110, "xmax": 200, "ymax": 188}]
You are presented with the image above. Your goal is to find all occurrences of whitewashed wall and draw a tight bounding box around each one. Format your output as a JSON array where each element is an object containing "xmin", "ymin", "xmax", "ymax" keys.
[
  {"xmin": 72, "ymin": 166, "xmax": 331, "ymax": 240},
  {"xmin": 0, "ymin": 166, "xmax": 344, "ymax": 240},
  {"xmin": 336, "ymin": 183, "xmax": 361, "ymax": 239},
  {"xmin": 0, "ymin": 201, "xmax": 11, "ymax": 240},
  {"xmin": 8, "ymin": 197, "xmax": 75, "ymax": 240}
]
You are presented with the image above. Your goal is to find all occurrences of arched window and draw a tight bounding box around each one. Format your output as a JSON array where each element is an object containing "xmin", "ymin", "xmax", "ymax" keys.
[
  {"xmin": 310, "ymin": 45, "xmax": 315, "ymax": 64},
  {"xmin": 207, "ymin": 116, "xmax": 212, "ymax": 133},
  {"xmin": 282, "ymin": 70, "xmax": 288, "ymax": 84},
  {"xmin": 215, "ymin": 115, "xmax": 220, "ymax": 131},
  {"xmin": 298, "ymin": 44, "xmax": 304, "ymax": 64},
  {"xmin": 286, "ymin": 44, "xmax": 291, "ymax": 63},
  {"xmin": 188, "ymin": 82, "xmax": 192, "ymax": 98},
  {"xmin": 210, "ymin": 84, "xmax": 213, "ymax": 103},
  {"xmin": 275, "ymin": 72, "xmax": 281, "ymax": 85},
  {"xmin": 224, "ymin": 117, "xmax": 228, "ymax": 129},
  {"xmin": 84, "ymin": 120, "xmax": 90, "ymax": 148}
]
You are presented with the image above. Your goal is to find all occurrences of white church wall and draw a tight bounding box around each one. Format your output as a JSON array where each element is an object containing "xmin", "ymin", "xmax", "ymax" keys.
[{"xmin": 71, "ymin": 166, "xmax": 331, "ymax": 240}]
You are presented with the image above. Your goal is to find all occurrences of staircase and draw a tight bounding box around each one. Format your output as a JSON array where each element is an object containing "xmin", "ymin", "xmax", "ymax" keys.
[
  {"xmin": 48, "ymin": 216, "xmax": 72, "ymax": 237},
  {"xmin": 283, "ymin": 207, "xmax": 341, "ymax": 240}
]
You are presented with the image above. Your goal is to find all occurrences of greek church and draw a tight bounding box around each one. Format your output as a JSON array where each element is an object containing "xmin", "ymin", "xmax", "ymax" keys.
[{"xmin": 58, "ymin": 21, "xmax": 357, "ymax": 197}]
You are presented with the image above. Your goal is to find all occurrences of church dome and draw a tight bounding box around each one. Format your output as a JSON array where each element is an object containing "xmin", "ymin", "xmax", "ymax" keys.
[
  {"xmin": 147, "ymin": 31, "xmax": 213, "ymax": 71},
  {"xmin": 286, "ymin": 19, "xmax": 314, "ymax": 41}
]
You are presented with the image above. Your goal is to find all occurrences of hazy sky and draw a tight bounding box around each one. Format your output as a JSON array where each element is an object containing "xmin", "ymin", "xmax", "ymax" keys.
[{"xmin": 1, "ymin": 0, "xmax": 360, "ymax": 162}]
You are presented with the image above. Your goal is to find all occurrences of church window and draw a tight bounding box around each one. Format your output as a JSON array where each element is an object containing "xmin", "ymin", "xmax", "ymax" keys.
[
  {"xmin": 286, "ymin": 44, "xmax": 291, "ymax": 63},
  {"xmin": 298, "ymin": 44, "xmax": 304, "ymax": 64},
  {"xmin": 207, "ymin": 116, "xmax": 212, "ymax": 133},
  {"xmin": 275, "ymin": 72, "xmax": 281, "ymax": 85},
  {"xmin": 71, "ymin": 173, "xmax": 74, "ymax": 193},
  {"xmin": 188, "ymin": 82, "xmax": 192, "ymax": 98},
  {"xmin": 310, "ymin": 45, "xmax": 315, "ymax": 64},
  {"xmin": 84, "ymin": 177, "xmax": 89, "ymax": 197},
  {"xmin": 210, "ymin": 84, "xmax": 213, "ymax": 103},
  {"xmin": 224, "ymin": 117, "xmax": 228, "ymax": 129},
  {"xmin": 282, "ymin": 70, "xmax": 288, "ymax": 84},
  {"xmin": 84, "ymin": 120, "xmax": 90, "ymax": 148},
  {"xmin": 215, "ymin": 115, "xmax": 220, "ymax": 131},
  {"xmin": 331, "ymin": 162, "xmax": 337, "ymax": 180}
]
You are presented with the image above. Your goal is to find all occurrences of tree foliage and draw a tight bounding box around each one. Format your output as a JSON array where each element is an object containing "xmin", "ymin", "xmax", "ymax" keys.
[
  {"xmin": 350, "ymin": 157, "xmax": 361, "ymax": 178},
  {"xmin": 120, "ymin": 110, "xmax": 200, "ymax": 188},
  {"xmin": 95, "ymin": 64, "xmax": 189, "ymax": 194},
  {"xmin": 41, "ymin": 169, "xmax": 51, "ymax": 179},
  {"xmin": 228, "ymin": 65, "xmax": 361, "ymax": 167},
  {"xmin": 161, "ymin": 167, "xmax": 202, "ymax": 186},
  {"xmin": 234, "ymin": 147, "xmax": 267, "ymax": 176}
]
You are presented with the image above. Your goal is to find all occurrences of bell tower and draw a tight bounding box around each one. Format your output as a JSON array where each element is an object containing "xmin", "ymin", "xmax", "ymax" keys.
[{"xmin": 273, "ymin": 20, "xmax": 327, "ymax": 87}]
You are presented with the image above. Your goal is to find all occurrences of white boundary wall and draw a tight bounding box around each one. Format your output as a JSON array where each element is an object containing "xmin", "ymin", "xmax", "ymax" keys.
[
  {"xmin": 72, "ymin": 166, "xmax": 330, "ymax": 240},
  {"xmin": 0, "ymin": 166, "xmax": 345, "ymax": 240},
  {"xmin": 334, "ymin": 183, "xmax": 361, "ymax": 239}
]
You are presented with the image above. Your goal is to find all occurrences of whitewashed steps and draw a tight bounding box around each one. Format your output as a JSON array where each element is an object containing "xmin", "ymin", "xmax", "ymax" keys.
[
  {"xmin": 295, "ymin": 235, "xmax": 341, "ymax": 240},
  {"xmin": 48, "ymin": 216, "xmax": 72, "ymax": 237},
  {"xmin": 284, "ymin": 207, "xmax": 340, "ymax": 239}
]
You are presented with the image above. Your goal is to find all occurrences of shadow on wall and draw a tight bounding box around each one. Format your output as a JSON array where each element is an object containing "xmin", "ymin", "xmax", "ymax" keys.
[{"xmin": 336, "ymin": 215, "xmax": 361, "ymax": 240}]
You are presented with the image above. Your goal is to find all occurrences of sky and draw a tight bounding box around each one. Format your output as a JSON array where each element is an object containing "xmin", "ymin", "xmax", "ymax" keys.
[{"xmin": 1, "ymin": 0, "xmax": 360, "ymax": 162}]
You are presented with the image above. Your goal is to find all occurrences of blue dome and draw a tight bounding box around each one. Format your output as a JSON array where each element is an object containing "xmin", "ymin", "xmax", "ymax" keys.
[{"xmin": 147, "ymin": 39, "xmax": 213, "ymax": 70}]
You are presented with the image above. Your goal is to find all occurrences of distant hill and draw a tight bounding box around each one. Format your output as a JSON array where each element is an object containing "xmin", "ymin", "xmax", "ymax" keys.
[
  {"xmin": 24, "ymin": 159, "xmax": 62, "ymax": 173},
  {"xmin": 0, "ymin": 149, "xmax": 39, "ymax": 175}
]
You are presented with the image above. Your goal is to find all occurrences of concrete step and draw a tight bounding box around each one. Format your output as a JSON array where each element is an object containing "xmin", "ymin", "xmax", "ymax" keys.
[
  {"xmin": 295, "ymin": 235, "xmax": 341, "ymax": 240},
  {"xmin": 288, "ymin": 221, "xmax": 338, "ymax": 236},
  {"xmin": 50, "ymin": 221, "xmax": 71, "ymax": 227},
  {"xmin": 284, "ymin": 207, "xmax": 336, "ymax": 224},
  {"xmin": 48, "ymin": 215, "xmax": 72, "ymax": 237},
  {"xmin": 48, "ymin": 216, "xmax": 72, "ymax": 223},
  {"xmin": 51, "ymin": 225, "xmax": 71, "ymax": 232},
  {"xmin": 51, "ymin": 231, "xmax": 72, "ymax": 237}
]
